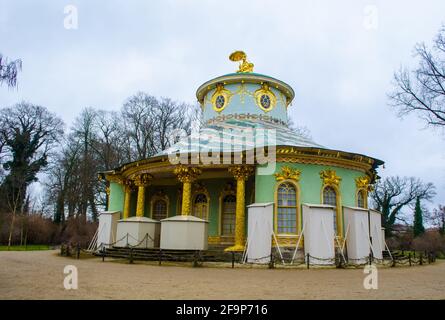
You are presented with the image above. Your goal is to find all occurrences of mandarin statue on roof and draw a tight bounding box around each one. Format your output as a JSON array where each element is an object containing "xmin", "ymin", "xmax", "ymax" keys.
[{"xmin": 229, "ymin": 50, "xmax": 254, "ymax": 73}]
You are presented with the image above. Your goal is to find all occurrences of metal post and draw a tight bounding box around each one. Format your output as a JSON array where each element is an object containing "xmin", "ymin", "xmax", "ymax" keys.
[
  {"xmin": 231, "ymin": 252, "xmax": 235, "ymax": 269},
  {"xmin": 159, "ymin": 249, "xmax": 162, "ymax": 266},
  {"xmin": 102, "ymin": 246, "xmax": 105, "ymax": 262},
  {"xmin": 306, "ymin": 253, "xmax": 310, "ymax": 269},
  {"xmin": 269, "ymin": 253, "xmax": 274, "ymax": 269},
  {"xmin": 419, "ymin": 253, "xmax": 423, "ymax": 265},
  {"xmin": 193, "ymin": 251, "xmax": 198, "ymax": 268},
  {"xmin": 129, "ymin": 248, "xmax": 134, "ymax": 264}
]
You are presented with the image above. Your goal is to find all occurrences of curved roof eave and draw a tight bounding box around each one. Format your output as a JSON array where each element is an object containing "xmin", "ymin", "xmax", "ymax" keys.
[{"xmin": 105, "ymin": 145, "xmax": 384, "ymax": 176}]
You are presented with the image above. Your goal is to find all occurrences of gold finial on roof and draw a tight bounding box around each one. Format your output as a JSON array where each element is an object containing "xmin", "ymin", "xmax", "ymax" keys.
[{"xmin": 229, "ymin": 50, "xmax": 254, "ymax": 73}]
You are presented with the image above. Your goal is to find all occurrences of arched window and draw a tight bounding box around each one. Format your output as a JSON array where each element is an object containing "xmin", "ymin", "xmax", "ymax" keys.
[
  {"xmin": 276, "ymin": 182, "xmax": 297, "ymax": 234},
  {"xmin": 323, "ymin": 186, "xmax": 338, "ymax": 234},
  {"xmin": 221, "ymin": 194, "xmax": 236, "ymax": 236},
  {"xmin": 152, "ymin": 199, "xmax": 167, "ymax": 220},
  {"xmin": 193, "ymin": 193, "xmax": 208, "ymax": 220},
  {"xmin": 357, "ymin": 190, "xmax": 366, "ymax": 208}
]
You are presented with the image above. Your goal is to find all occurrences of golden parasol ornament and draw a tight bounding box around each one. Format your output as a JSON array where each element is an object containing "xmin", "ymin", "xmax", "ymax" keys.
[{"xmin": 229, "ymin": 50, "xmax": 254, "ymax": 73}]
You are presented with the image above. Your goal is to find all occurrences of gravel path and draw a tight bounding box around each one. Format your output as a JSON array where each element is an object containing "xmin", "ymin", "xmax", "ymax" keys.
[{"xmin": 0, "ymin": 250, "xmax": 444, "ymax": 299}]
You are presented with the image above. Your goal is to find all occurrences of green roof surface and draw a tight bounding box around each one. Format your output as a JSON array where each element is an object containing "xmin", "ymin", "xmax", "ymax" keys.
[{"xmin": 156, "ymin": 119, "xmax": 324, "ymax": 156}]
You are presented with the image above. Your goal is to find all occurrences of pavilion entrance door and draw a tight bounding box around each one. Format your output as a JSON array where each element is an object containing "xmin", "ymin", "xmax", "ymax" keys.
[
  {"xmin": 221, "ymin": 195, "xmax": 236, "ymax": 236},
  {"xmin": 192, "ymin": 193, "xmax": 208, "ymax": 220},
  {"xmin": 153, "ymin": 199, "xmax": 167, "ymax": 221}
]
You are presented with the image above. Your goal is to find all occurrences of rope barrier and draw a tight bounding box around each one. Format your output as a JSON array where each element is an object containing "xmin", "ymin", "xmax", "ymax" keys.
[{"xmin": 80, "ymin": 238, "xmax": 438, "ymax": 269}]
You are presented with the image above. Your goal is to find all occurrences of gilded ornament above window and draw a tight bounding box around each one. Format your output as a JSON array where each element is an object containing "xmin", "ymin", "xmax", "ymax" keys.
[
  {"xmin": 319, "ymin": 169, "xmax": 341, "ymax": 187},
  {"xmin": 274, "ymin": 166, "xmax": 301, "ymax": 182},
  {"xmin": 355, "ymin": 175, "xmax": 373, "ymax": 191}
]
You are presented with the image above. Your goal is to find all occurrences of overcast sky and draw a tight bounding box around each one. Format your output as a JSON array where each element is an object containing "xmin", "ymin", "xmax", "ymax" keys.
[{"xmin": 1, "ymin": 0, "xmax": 445, "ymax": 213}]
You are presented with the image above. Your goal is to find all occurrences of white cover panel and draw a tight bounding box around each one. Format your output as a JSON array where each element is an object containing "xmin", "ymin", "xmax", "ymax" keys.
[
  {"xmin": 160, "ymin": 215, "xmax": 208, "ymax": 250},
  {"xmin": 343, "ymin": 207, "xmax": 370, "ymax": 263},
  {"xmin": 246, "ymin": 203, "xmax": 274, "ymax": 263},
  {"xmin": 97, "ymin": 211, "xmax": 120, "ymax": 248},
  {"xmin": 115, "ymin": 217, "xmax": 160, "ymax": 248},
  {"xmin": 302, "ymin": 204, "xmax": 335, "ymax": 265},
  {"xmin": 369, "ymin": 210, "xmax": 383, "ymax": 259}
]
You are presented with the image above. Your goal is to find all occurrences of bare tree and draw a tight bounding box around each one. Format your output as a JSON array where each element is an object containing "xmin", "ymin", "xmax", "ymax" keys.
[
  {"xmin": 370, "ymin": 176, "xmax": 436, "ymax": 236},
  {"xmin": 90, "ymin": 111, "xmax": 132, "ymax": 209},
  {"xmin": 42, "ymin": 94, "xmax": 197, "ymax": 222},
  {"xmin": 0, "ymin": 54, "xmax": 22, "ymax": 88},
  {"xmin": 122, "ymin": 92, "xmax": 195, "ymax": 159},
  {"xmin": 70, "ymin": 108, "xmax": 101, "ymax": 221},
  {"xmin": 45, "ymin": 108, "xmax": 131, "ymax": 221},
  {"xmin": 44, "ymin": 139, "xmax": 82, "ymax": 223},
  {"xmin": 122, "ymin": 92, "xmax": 157, "ymax": 160},
  {"xmin": 427, "ymin": 205, "xmax": 445, "ymax": 235},
  {"xmin": 287, "ymin": 118, "xmax": 313, "ymax": 140},
  {"xmin": 389, "ymin": 25, "xmax": 445, "ymax": 129},
  {"xmin": 91, "ymin": 110, "xmax": 130, "ymax": 169},
  {"xmin": 6, "ymin": 184, "xmax": 24, "ymax": 249}
]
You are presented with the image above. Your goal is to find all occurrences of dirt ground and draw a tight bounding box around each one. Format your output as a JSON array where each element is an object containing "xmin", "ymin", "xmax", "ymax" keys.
[{"xmin": 0, "ymin": 250, "xmax": 444, "ymax": 299}]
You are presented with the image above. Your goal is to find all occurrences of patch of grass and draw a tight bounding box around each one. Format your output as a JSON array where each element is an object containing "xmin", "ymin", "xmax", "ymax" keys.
[{"xmin": 0, "ymin": 244, "xmax": 51, "ymax": 251}]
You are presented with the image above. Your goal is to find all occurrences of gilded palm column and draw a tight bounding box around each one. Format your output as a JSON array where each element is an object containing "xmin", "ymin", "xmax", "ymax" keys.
[
  {"xmin": 133, "ymin": 173, "xmax": 152, "ymax": 217},
  {"xmin": 225, "ymin": 165, "xmax": 253, "ymax": 252},
  {"xmin": 122, "ymin": 180, "xmax": 134, "ymax": 219},
  {"xmin": 173, "ymin": 165, "xmax": 202, "ymax": 216}
]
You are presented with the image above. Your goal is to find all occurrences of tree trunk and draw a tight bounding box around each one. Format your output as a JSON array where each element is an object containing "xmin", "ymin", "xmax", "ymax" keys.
[{"xmin": 7, "ymin": 213, "xmax": 16, "ymax": 250}]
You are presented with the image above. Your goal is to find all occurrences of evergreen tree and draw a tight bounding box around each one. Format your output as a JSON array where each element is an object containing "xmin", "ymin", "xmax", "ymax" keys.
[{"xmin": 413, "ymin": 197, "xmax": 425, "ymax": 237}]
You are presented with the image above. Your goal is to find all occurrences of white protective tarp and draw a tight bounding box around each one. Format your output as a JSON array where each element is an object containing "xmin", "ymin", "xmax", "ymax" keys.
[
  {"xmin": 160, "ymin": 215, "xmax": 208, "ymax": 250},
  {"xmin": 343, "ymin": 206, "xmax": 370, "ymax": 263},
  {"xmin": 97, "ymin": 211, "xmax": 120, "ymax": 248},
  {"xmin": 115, "ymin": 217, "xmax": 160, "ymax": 248},
  {"xmin": 369, "ymin": 209, "xmax": 383, "ymax": 259},
  {"xmin": 246, "ymin": 203, "xmax": 274, "ymax": 264},
  {"xmin": 302, "ymin": 204, "xmax": 335, "ymax": 265}
]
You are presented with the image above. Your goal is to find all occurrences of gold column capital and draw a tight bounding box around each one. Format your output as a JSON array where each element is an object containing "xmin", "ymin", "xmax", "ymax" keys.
[
  {"xmin": 174, "ymin": 166, "xmax": 202, "ymax": 216},
  {"xmin": 173, "ymin": 165, "xmax": 202, "ymax": 183},
  {"xmin": 133, "ymin": 173, "xmax": 153, "ymax": 187},
  {"xmin": 104, "ymin": 174, "xmax": 123, "ymax": 184},
  {"xmin": 228, "ymin": 165, "xmax": 253, "ymax": 181},
  {"xmin": 132, "ymin": 173, "xmax": 152, "ymax": 218},
  {"xmin": 122, "ymin": 179, "xmax": 135, "ymax": 192}
]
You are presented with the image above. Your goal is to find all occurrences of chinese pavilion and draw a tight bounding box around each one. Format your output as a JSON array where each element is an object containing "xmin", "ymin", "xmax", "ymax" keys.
[{"xmin": 102, "ymin": 51, "xmax": 383, "ymax": 252}]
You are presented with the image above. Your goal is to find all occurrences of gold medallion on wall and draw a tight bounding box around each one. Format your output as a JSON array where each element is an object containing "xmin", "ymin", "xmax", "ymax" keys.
[
  {"xmin": 211, "ymin": 83, "xmax": 232, "ymax": 113},
  {"xmin": 254, "ymin": 83, "xmax": 276, "ymax": 113}
]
